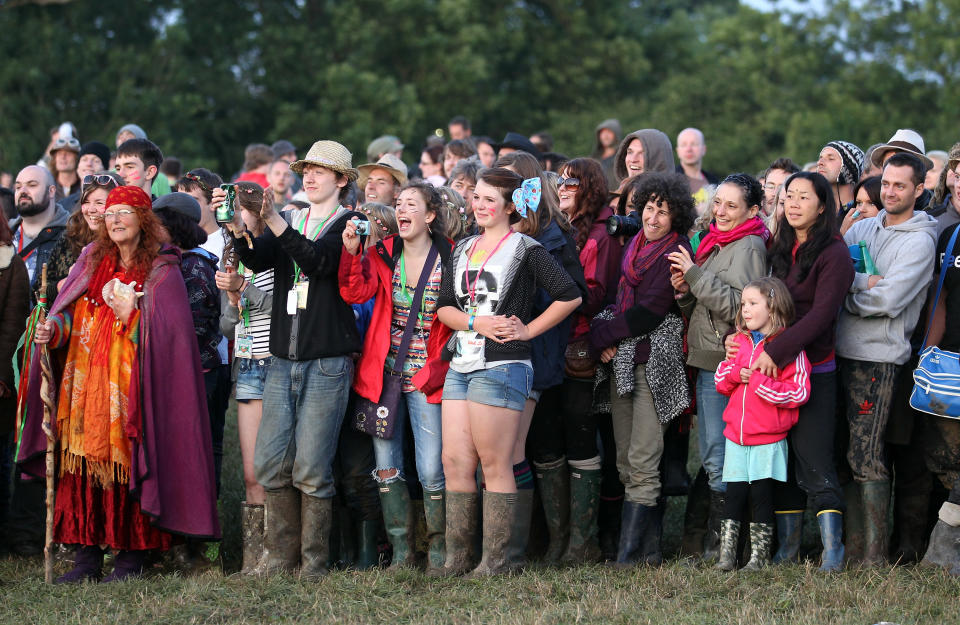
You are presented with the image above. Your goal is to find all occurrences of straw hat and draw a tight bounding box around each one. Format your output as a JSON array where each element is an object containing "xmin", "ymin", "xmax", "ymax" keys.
[
  {"xmin": 870, "ymin": 129, "xmax": 934, "ymax": 169},
  {"xmin": 357, "ymin": 154, "xmax": 408, "ymax": 188},
  {"xmin": 290, "ymin": 140, "xmax": 359, "ymax": 181}
]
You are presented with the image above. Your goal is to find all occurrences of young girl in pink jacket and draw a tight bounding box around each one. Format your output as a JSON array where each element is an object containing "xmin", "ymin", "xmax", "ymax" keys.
[{"xmin": 713, "ymin": 277, "xmax": 811, "ymax": 571}]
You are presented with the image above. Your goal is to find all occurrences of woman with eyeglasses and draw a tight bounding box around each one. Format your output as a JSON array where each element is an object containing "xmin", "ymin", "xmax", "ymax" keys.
[
  {"xmin": 45, "ymin": 172, "xmax": 124, "ymax": 303},
  {"xmin": 23, "ymin": 185, "xmax": 219, "ymax": 583}
]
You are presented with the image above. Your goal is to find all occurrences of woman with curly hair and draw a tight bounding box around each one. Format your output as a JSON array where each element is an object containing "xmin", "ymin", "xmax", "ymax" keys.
[
  {"xmin": 24, "ymin": 186, "xmax": 219, "ymax": 583},
  {"xmin": 668, "ymin": 173, "xmax": 769, "ymax": 560},
  {"xmin": 590, "ymin": 173, "xmax": 695, "ymax": 566},
  {"xmin": 45, "ymin": 171, "xmax": 124, "ymax": 303}
]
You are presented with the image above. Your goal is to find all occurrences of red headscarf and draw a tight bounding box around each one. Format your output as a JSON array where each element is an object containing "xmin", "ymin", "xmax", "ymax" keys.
[{"xmin": 105, "ymin": 185, "xmax": 151, "ymax": 212}]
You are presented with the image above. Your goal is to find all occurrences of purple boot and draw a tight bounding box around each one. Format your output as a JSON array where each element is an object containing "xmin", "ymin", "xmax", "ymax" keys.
[
  {"xmin": 102, "ymin": 550, "xmax": 146, "ymax": 583},
  {"xmin": 55, "ymin": 545, "xmax": 104, "ymax": 584}
]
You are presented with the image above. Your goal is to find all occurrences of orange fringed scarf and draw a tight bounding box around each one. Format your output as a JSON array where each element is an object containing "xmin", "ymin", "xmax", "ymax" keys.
[{"xmin": 56, "ymin": 264, "xmax": 141, "ymax": 487}]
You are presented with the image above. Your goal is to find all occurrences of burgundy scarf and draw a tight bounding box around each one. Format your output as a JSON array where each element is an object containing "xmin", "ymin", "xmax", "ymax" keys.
[
  {"xmin": 616, "ymin": 231, "xmax": 678, "ymax": 314},
  {"xmin": 694, "ymin": 216, "xmax": 769, "ymax": 265}
]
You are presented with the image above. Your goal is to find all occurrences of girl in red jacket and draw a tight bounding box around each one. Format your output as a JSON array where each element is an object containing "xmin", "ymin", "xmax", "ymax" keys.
[
  {"xmin": 713, "ymin": 277, "xmax": 811, "ymax": 571},
  {"xmin": 339, "ymin": 182, "xmax": 454, "ymax": 574}
]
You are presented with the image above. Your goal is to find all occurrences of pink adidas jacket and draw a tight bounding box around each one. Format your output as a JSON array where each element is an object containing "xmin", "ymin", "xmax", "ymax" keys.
[{"xmin": 714, "ymin": 332, "xmax": 811, "ymax": 446}]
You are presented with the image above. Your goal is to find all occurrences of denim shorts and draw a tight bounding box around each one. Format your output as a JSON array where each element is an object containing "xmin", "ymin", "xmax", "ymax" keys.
[
  {"xmin": 235, "ymin": 356, "xmax": 273, "ymax": 401},
  {"xmin": 443, "ymin": 362, "xmax": 533, "ymax": 412}
]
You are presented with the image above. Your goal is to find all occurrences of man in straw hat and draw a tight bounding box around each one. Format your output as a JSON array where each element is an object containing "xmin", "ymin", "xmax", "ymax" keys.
[
  {"xmin": 357, "ymin": 153, "xmax": 408, "ymax": 207},
  {"xmin": 214, "ymin": 140, "xmax": 365, "ymax": 579}
]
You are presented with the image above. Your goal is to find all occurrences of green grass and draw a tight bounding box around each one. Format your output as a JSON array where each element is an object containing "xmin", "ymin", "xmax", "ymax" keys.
[{"xmin": 2, "ymin": 404, "xmax": 959, "ymax": 625}]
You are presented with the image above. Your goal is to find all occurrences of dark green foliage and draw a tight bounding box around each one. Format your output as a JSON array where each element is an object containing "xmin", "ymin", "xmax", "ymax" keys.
[{"xmin": 0, "ymin": 0, "xmax": 955, "ymax": 180}]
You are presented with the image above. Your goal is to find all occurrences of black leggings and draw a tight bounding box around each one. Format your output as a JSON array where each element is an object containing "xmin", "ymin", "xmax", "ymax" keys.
[
  {"xmin": 527, "ymin": 379, "xmax": 599, "ymax": 463},
  {"xmin": 723, "ymin": 479, "xmax": 775, "ymax": 524}
]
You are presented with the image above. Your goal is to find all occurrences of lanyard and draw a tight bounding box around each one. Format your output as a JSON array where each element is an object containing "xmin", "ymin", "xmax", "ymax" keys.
[
  {"xmin": 16, "ymin": 227, "xmax": 35, "ymax": 261},
  {"xmin": 399, "ymin": 249, "xmax": 435, "ymax": 324},
  {"xmin": 292, "ymin": 206, "xmax": 338, "ymax": 280},
  {"xmin": 466, "ymin": 232, "xmax": 513, "ymax": 306}
]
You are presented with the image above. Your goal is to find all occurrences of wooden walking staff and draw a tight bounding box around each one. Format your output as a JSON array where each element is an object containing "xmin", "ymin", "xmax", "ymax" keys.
[{"xmin": 36, "ymin": 264, "xmax": 57, "ymax": 583}]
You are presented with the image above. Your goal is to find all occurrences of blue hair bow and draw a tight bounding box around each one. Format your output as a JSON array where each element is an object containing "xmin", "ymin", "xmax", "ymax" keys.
[{"xmin": 512, "ymin": 177, "xmax": 541, "ymax": 218}]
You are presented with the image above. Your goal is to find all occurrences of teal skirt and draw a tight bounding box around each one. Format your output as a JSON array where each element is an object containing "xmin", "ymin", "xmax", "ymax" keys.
[{"xmin": 722, "ymin": 438, "xmax": 788, "ymax": 483}]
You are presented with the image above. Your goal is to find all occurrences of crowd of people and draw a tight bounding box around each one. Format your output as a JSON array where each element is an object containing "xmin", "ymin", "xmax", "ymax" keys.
[{"xmin": 1, "ymin": 116, "xmax": 959, "ymax": 583}]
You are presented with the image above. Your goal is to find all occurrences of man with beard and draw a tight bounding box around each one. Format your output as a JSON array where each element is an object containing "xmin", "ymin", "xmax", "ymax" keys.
[{"xmin": 10, "ymin": 165, "xmax": 70, "ymax": 302}]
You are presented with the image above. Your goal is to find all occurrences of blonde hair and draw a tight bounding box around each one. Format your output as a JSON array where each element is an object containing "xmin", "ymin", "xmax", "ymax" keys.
[
  {"xmin": 735, "ymin": 276, "xmax": 795, "ymax": 336},
  {"xmin": 436, "ymin": 186, "xmax": 469, "ymax": 240},
  {"xmin": 358, "ymin": 202, "xmax": 398, "ymax": 247}
]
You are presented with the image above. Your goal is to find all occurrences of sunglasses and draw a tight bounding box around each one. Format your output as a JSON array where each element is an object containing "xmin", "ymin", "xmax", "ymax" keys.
[
  {"xmin": 557, "ymin": 176, "xmax": 580, "ymax": 188},
  {"xmin": 82, "ymin": 174, "xmax": 120, "ymax": 190},
  {"xmin": 51, "ymin": 137, "xmax": 80, "ymax": 152}
]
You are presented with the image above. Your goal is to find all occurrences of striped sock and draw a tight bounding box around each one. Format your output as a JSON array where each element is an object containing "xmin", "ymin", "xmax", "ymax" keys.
[{"xmin": 514, "ymin": 460, "xmax": 534, "ymax": 490}]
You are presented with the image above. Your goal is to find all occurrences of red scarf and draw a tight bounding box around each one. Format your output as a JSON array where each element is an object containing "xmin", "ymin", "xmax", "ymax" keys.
[
  {"xmin": 694, "ymin": 216, "xmax": 769, "ymax": 265},
  {"xmin": 616, "ymin": 231, "xmax": 678, "ymax": 314}
]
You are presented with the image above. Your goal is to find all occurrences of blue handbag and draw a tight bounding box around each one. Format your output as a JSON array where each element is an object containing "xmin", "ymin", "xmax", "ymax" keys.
[{"xmin": 910, "ymin": 225, "xmax": 960, "ymax": 419}]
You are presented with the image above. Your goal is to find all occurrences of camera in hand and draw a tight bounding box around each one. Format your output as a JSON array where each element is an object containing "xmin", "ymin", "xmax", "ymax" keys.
[
  {"xmin": 606, "ymin": 214, "xmax": 641, "ymax": 237},
  {"xmin": 353, "ymin": 218, "xmax": 370, "ymax": 236}
]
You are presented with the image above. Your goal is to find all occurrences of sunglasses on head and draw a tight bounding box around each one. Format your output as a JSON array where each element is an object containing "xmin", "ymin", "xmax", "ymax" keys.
[
  {"xmin": 52, "ymin": 137, "xmax": 80, "ymax": 152},
  {"xmin": 557, "ymin": 176, "xmax": 580, "ymax": 188},
  {"xmin": 82, "ymin": 174, "xmax": 120, "ymax": 189}
]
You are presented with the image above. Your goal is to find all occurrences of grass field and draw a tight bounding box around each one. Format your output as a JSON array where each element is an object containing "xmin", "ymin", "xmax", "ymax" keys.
[{"xmin": 2, "ymin": 403, "xmax": 959, "ymax": 625}]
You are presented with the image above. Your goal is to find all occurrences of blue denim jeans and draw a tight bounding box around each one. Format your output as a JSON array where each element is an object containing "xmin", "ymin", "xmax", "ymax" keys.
[
  {"xmin": 696, "ymin": 368, "xmax": 728, "ymax": 493},
  {"xmin": 254, "ymin": 356, "xmax": 353, "ymax": 498},
  {"xmin": 372, "ymin": 390, "xmax": 444, "ymax": 491}
]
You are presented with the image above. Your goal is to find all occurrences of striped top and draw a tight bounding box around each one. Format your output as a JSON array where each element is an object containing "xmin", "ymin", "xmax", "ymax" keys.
[
  {"xmin": 238, "ymin": 267, "xmax": 274, "ymax": 358},
  {"xmin": 384, "ymin": 255, "xmax": 442, "ymax": 392}
]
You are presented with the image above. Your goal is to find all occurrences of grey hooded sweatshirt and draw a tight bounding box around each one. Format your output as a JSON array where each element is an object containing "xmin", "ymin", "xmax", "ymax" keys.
[
  {"xmin": 836, "ymin": 209, "xmax": 938, "ymax": 365},
  {"xmin": 613, "ymin": 129, "xmax": 675, "ymax": 182}
]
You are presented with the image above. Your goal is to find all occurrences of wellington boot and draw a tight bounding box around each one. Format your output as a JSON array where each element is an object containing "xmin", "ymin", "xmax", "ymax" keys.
[
  {"xmin": 379, "ymin": 481, "xmax": 416, "ymax": 569},
  {"xmin": 423, "ymin": 490, "xmax": 446, "ymax": 574},
  {"xmin": 715, "ymin": 519, "xmax": 740, "ymax": 572},
  {"xmin": 861, "ymin": 480, "xmax": 890, "ymax": 567},
  {"xmin": 240, "ymin": 502, "xmax": 265, "ymax": 575},
  {"xmin": 102, "ymin": 550, "xmax": 145, "ymax": 583},
  {"xmin": 742, "ymin": 523, "xmax": 773, "ymax": 570},
  {"xmin": 615, "ymin": 501, "xmax": 653, "ymax": 567},
  {"xmin": 300, "ymin": 495, "xmax": 332, "ymax": 580},
  {"xmin": 465, "ymin": 491, "xmax": 516, "ymax": 578},
  {"xmin": 920, "ymin": 518, "xmax": 960, "ymax": 576},
  {"xmin": 355, "ymin": 520, "xmax": 381, "ymax": 570},
  {"xmin": 561, "ymin": 467, "xmax": 602, "ymax": 565},
  {"xmin": 844, "ymin": 481, "xmax": 865, "ymax": 564},
  {"xmin": 598, "ymin": 495, "xmax": 623, "ymax": 563},
  {"xmin": 703, "ymin": 489, "xmax": 725, "ymax": 561},
  {"xmin": 642, "ymin": 501, "xmax": 664, "ymax": 567},
  {"xmin": 505, "ymin": 489, "xmax": 533, "ymax": 572},
  {"xmin": 433, "ymin": 490, "xmax": 478, "ymax": 577},
  {"xmin": 679, "ymin": 468, "xmax": 709, "ymax": 558},
  {"xmin": 252, "ymin": 487, "xmax": 301, "ymax": 576},
  {"xmin": 533, "ymin": 458, "xmax": 570, "ymax": 564},
  {"xmin": 771, "ymin": 510, "xmax": 803, "ymax": 564},
  {"xmin": 817, "ymin": 510, "xmax": 845, "ymax": 572}
]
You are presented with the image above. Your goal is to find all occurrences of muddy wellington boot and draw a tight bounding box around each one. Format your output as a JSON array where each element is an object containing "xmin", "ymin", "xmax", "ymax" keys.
[
  {"xmin": 742, "ymin": 523, "xmax": 774, "ymax": 570},
  {"xmin": 861, "ymin": 480, "xmax": 891, "ymax": 567},
  {"xmin": 379, "ymin": 481, "xmax": 416, "ymax": 569},
  {"xmin": 300, "ymin": 495, "xmax": 333, "ymax": 580},
  {"xmin": 703, "ymin": 489, "xmax": 726, "ymax": 561},
  {"xmin": 562, "ymin": 467, "xmax": 602, "ymax": 564},
  {"xmin": 465, "ymin": 491, "xmax": 516, "ymax": 578},
  {"xmin": 432, "ymin": 490, "xmax": 478, "ymax": 577},
  {"xmin": 252, "ymin": 486, "xmax": 302, "ymax": 576},
  {"xmin": 505, "ymin": 488, "xmax": 533, "ymax": 572},
  {"xmin": 534, "ymin": 458, "xmax": 570, "ymax": 564},
  {"xmin": 920, "ymin": 501, "xmax": 960, "ymax": 576},
  {"xmin": 715, "ymin": 519, "xmax": 740, "ymax": 572},
  {"xmin": 422, "ymin": 490, "xmax": 446, "ymax": 575},
  {"xmin": 844, "ymin": 481, "xmax": 865, "ymax": 564},
  {"xmin": 55, "ymin": 545, "xmax": 103, "ymax": 584},
  {"xmin": 771, "ymin": 510, "xmax": 803, "ymax": 564},
  {"xmin": 240, "ymin": 502, "xmax": 265, "ymax": 575}
]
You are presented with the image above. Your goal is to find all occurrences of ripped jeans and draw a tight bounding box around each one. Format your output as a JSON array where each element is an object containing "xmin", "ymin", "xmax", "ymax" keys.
[{"xmin": 372, "ymin": 390, "xmax": 445, "ymax": 491}]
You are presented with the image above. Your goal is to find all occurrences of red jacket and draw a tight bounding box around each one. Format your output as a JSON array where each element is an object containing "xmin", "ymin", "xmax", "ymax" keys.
[
  {"xmin": 714, "ymin": 331, "xmax": 811, "ymax": 446},
  {"xmin": 338, "ymin": 234, "xmax": 453, "ymax": 404}
]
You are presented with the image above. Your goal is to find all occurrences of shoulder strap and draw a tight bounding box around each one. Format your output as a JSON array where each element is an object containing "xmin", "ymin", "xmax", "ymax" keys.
[
  {"xmin": 391, "ymin": 245, "xmax": 440, "ymax": 373},
  {"xmin": 921, "ymin": 225, "xmax": 960, "ymax": 349}
]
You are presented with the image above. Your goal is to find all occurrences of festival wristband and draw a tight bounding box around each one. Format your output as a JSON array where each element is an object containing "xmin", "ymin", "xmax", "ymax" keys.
[{"xmin": 468, "ymin": 315, "xmax": 476, "ymax": 331}]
